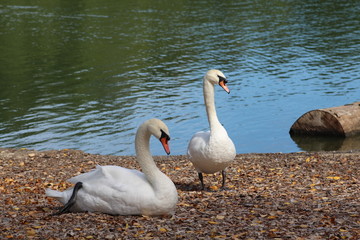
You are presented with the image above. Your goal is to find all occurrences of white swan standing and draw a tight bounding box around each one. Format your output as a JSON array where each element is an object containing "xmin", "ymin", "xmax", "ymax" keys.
[
  {"xmin": 187, "ymin": 69, "xmax": 236, "ymax": 190},
  {"xmin": 46, "ymin": 119, "xmax": 178, "ymax": 216}
]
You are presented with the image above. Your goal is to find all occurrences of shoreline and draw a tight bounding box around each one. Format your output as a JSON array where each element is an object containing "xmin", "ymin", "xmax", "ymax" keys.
[{"xmin": 2, "ymin": 146, "xmax": 360, "ymax": 157}]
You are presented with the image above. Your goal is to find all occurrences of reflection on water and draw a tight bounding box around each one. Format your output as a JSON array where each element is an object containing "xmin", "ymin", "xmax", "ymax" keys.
[
  {"xmin": 291, "ymin": 135, "xmax": 360, "ymax": 152},
  {"xmin": 0, "ymin": 0, "xmax": 359, "ymax": 155}
]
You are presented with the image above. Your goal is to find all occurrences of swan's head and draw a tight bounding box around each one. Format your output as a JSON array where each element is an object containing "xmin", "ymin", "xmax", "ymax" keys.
[
  {"xmin": 204, "ymin": 69, "xmax": 230, "ymax": 94},
  {"xmin": 146, "ymin": 118, "xmax": 171, "ymax": 155}
]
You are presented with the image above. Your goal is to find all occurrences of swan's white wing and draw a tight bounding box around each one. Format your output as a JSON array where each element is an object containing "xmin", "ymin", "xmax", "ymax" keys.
[
  {"xmin": 69, "ymin": 165, "xmax": 149, "ymax": 194},
  {"xmin": 67, "ymin": 165, "xmax": 156, "ymax": 214},
  {"xmin": 187, "ymin": 131, "xmax": 210, "ymax": 158},
  {"xmin": 187, "ymin": 131, "xmax": 211, "ymax": 173},
  {"xmin": 68, "ymin": 165, "xmax": 144, "ymax": 185},
  {"xmin": 68, "ymin": 165, "xmax": 103, "ymax": 184}
]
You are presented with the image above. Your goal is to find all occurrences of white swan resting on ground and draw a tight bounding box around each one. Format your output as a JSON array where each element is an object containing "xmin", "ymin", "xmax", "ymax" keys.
[
  {"xmin": 187, "ymin": 69, "xmax": 236, "ymax": 190},
  {"xmin": 46, "ymin": 118, "xmax": 178, "ymax": 216}
]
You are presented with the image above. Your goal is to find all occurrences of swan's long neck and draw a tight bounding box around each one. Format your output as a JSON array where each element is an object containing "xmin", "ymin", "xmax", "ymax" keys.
[
  {"xmin": 203, "ymin": 78, "xmax": 223, "ymax": 132},
  {"xmin": 135, "ymin": 124, "xmax": 165, "ymax": 188}
]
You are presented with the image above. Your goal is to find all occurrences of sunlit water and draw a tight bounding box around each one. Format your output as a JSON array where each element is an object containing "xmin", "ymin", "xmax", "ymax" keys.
[{"xmin": 1, "ymin": 0, "xmax": 359, "ymax": 156}]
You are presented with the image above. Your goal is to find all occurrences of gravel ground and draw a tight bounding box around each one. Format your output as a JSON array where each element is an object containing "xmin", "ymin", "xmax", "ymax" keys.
[{"xmin": 0, "ymin": 148, "xmax": 359, "ymax": 239}]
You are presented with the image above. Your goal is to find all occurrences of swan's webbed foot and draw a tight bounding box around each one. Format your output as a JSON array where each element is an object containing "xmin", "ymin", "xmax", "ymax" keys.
[
  {"xmin": 51, "ymin": 182, "xmax": 83, "ymax": 216},
  {"xmin": 198, "ymin": 172, "xmax": 205, "ymax": 190}
]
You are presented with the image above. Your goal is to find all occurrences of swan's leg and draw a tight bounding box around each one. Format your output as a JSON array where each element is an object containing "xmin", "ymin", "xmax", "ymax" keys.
[
  {"xmin": 221, "ymin": 170, "xmax": 226, "ymax": 190},
  {"xmin": 198, "ymin": 172, "xmax": 205, "ymax": 190},
  {"xmin": 52, "ymin": 182, "xmax": 83, "ymax": 216}
]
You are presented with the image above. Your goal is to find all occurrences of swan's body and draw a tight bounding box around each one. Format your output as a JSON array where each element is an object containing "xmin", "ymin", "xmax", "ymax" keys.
[
  {"xmin": 187, "ymin": 70, "xmax": 236, "ymax": 189},
  {"xmin": 46, "ymin": 119, "xmax": 178, "ymax": 216}
]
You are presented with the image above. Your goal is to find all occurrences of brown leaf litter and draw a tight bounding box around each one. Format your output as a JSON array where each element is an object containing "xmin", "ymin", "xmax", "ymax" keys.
[{"xmin": 0, "ymin": 148, "xmax": 359, "ymax": 239}]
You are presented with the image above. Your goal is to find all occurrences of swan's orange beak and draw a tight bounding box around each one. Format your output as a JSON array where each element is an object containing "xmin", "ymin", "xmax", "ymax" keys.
[
  {"xmin": 219, "ymin": 80, "xmax": 230, "ymax": 94},
  {"xmin": 160, "ymin": 137, "xmax": 170, "ymax": 155}
]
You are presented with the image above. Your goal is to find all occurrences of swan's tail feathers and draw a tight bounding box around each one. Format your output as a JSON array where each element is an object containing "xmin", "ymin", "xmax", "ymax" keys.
[{"xmin": 45, "ymin": 189, "xmax": 67, "ymax": 204}]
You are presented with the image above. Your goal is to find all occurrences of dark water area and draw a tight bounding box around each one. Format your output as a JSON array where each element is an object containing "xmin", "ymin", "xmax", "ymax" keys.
[{"xmin": 1, "ymin": 0, "xmax": 359, "ymax": 156}]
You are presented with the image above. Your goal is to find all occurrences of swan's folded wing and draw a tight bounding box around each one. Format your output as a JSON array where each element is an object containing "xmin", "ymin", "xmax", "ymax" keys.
[
  {"xmin": 68, "ymin": 165, "xmax": 142, "ymax": 183},
  {"xmin": 71, "ymin": 166, "xmax": 154, "ymax": 214},
  {"xmin": 68, "ymin": 165, "xmax": 148, "ymax": 190},
  {"xmin": 68, "ymin": 165, "xmax": 105, "ymax": 184},
  {"xmin": 187, "ymin": 131, "xmax": 210, "ymax": 157}
]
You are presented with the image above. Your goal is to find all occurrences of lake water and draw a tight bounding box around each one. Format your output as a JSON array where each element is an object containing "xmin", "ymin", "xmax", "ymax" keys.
[{"xmin": 1, "ymin": 0, "xmax": 359, "ymax": 156}]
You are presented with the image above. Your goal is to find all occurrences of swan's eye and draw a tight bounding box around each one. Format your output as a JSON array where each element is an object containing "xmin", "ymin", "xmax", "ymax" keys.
[
  {"xmin": 218, "ymin": 75, "xmax": 228, "ymax": 84},
  {"xmin": 160, "ymin": 130, "xmax": 170, "ymax": 141}
]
